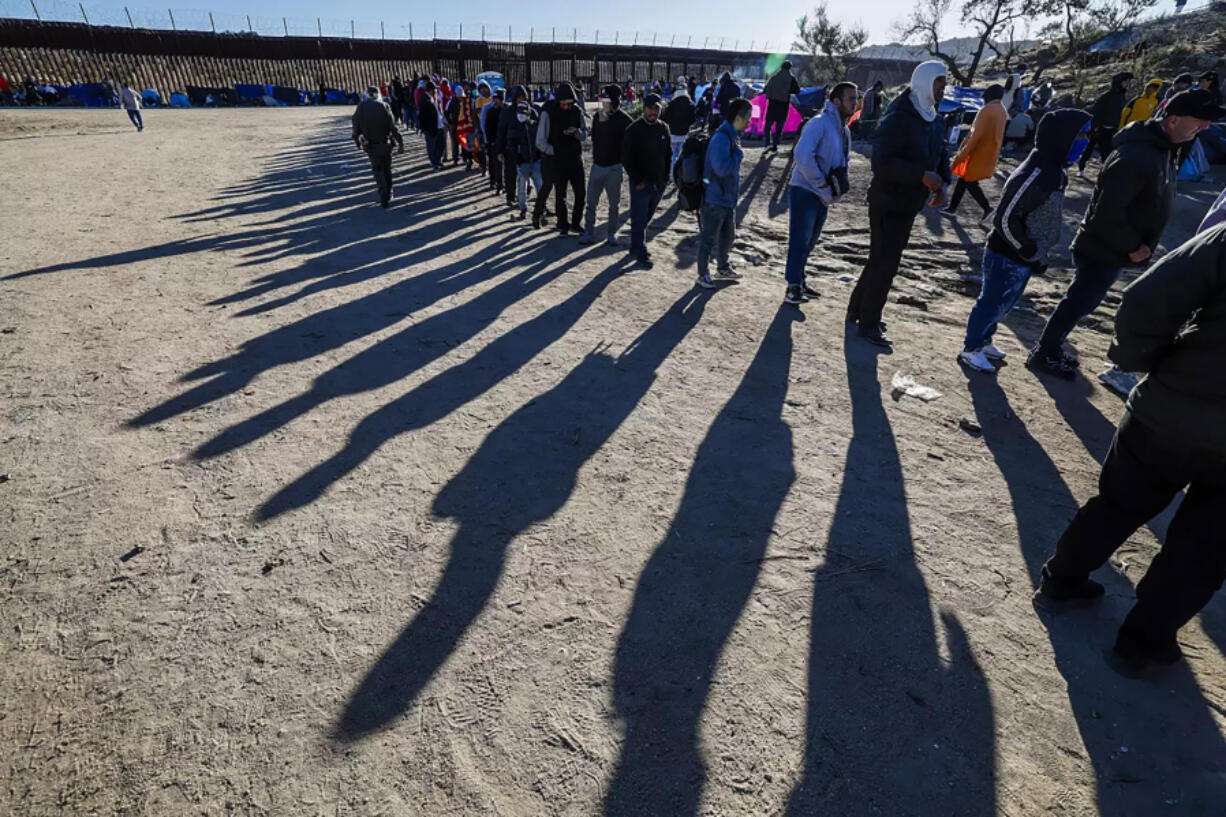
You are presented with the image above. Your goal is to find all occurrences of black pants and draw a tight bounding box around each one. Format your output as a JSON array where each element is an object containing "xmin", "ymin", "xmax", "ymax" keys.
[
  {"xmin": 1045, "ymin": 413, "xmax": 1226, "ymax": 652},
  {"xmin": 1079, "ymin": 126, "xmax": 1116, "ymax": 171},
  {"xmin": 504, "ymin": 154, "xmax": 518, "ymax": 204},
  {"xmin": 765, "ymin": 99, "xmax": 789, "ymax": 147},
  {"xmin": 487, "ymin": 151, "xmax": 503, "ymax": 192},
  {"xmin": 366, "ymin": 142, "xmax": 393, "ymax": 206},
  {"xmin": 847, "ymin": 203, "xmax": 917, "ymax": 330},
  {"xmin": 534, "ymin": 155, "xmax": 585, "ymax": 229},
  {"xmin": 948, "ymin": 179, "xmax": 991, "ymax": 214}
]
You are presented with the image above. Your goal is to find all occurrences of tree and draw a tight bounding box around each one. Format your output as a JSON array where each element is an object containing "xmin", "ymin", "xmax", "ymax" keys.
[
  {"xmin": 1031, "ymin": 0, "xmax": 1155, "ymax": 73},
  {"xmin": 793, "ymin": 3, "xmax": 869, "ymax": 85},
  {"xmin": 894, "ymin": 0, "xmax": 1036, "ymax": 85}
]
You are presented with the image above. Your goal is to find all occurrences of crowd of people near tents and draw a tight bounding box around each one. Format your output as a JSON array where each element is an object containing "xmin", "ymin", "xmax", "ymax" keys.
[{"xmin": 349, "ymin": 57, "xmax": 1226, "ymax": 680}]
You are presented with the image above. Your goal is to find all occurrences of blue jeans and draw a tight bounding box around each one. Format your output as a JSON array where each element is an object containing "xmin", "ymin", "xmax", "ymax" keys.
[
  {"xmin": 1036, "ymin": 250, "xmax": 1122, "ymax": 356},
  {"xmin": 784, "ymin": 186, "xmax": 829, "ymax": 285},
  {"xmin": 629, "ymin": 180, "xmax": 665, "ymax": 258},
  {"xmin": 516, "ymin": 161, "xmax": 543, "ymax": 214},
  {"xmin": 964, "ymin": 247, "xmax": 1033, "ymax": 350},
  {"xmin": 127, "ymin": 109, "xmax": 142, "ymax": 130},
  {"xmin": 425, "ymin": 130, "xmax": 446, "ymax": 168}
]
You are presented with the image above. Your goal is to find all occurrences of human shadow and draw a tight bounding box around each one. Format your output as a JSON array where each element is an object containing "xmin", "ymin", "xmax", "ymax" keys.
[
  {"xmin": 333, "ymin": 285, "xmax": 712, "ymax": 739},
  {"xmin": 735, "ymin": 152, "xmax": 773, "ymax": 227},
  {"xmin": 766, "ymin": 149, "xmax": 796, "ymax": 220},
  {"xmin": 605, "ymin": 306, "xmax": 801, "ymax": 816},
  {"xmin": 966, "ymin": 373, "xmax": 1226, "ymax": 813},
  {"xmin": 784, "ymin": 332, "xmax": 996, "ymax": 815}
]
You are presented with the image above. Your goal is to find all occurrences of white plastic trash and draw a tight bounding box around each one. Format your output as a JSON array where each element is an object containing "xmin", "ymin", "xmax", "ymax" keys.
[{"xmin": 891, "ymin": 372, "xmax": 943, "ymax": 402}]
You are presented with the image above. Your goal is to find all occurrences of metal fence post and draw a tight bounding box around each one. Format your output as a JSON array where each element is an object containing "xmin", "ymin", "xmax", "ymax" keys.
[
  {"xmin": 29, "ymin": 0, "xmax": 41, "ymax": 21},
  {"xmin": 719, "ymin": 37, "xmax": 724, "ymax": 49},
  {"xmin": 381, "ymin": 21, "xmax": 385, "ymax": 40},
  {"xmin": 125, "ymin": 6, "xmax": 133, "ymax": 27},
  {"xmin": 703, "ymin": 36, "xmax": 708, "ymax": 49},
  {"xmin": 633, "ymin": 31, "xmax": 637, "ymax": 45},
  {"xmin": 572, "ymin": 27, "xmax": 576, "ymax": 43},
  {"xmin": 283, "ymin": 17, "xmax": 288, "ymax": 36},
  {"xmin": 652, "ymin": 33, "xmax": 657, "ymax": 46},
  {"xmin": 167, "ymin": 8, "xmax": 174, "ymax": 30},
  {"xmin": 551, "ymin": 26, "xmax": 555, "ymax": 42},
  {"xmin": 350, "ymin": 19, "xmax": 354, "ymax": 38},
  {"xmin": 686, "ymin": 35, "xmax": 691, "ymax": 48},
  {"xmin": 79, "ymin": 2, "xmax": 88, "ymax": 24},
  {"xmin": 409, "ymin": 22, "xmax": 413, "ymax": 39},
  {"xmin": 209, "ymin": 11, "xmax": 215, "ymax": 32},
  {"xmin": 247, "ymin": 15, "xmax": 252, "ymax": 33},
  {"xmin": 481, "ymin": 24, "xmax": 484, "ymax": 41},
  {"xmin": 433, "ymin": 21, "xmax": 436, "ymax": 38},
  {"xmin": 317, "ymin": 17, "xmax": 321, "ymax": 36},
  {"xmin": 459, "ymin": 23, "xmax": 463, "ymax": 40}
]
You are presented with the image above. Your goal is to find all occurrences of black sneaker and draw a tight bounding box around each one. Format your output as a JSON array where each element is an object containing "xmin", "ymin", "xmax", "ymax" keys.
[
  {"xmin": 785, "ymin": 285, "xmax": 809, "ymax": 304},
  {"xmin": 1032, "ymin": 574, "xmax": 1105, "ymax": 612},
  {"xmin": 531, "ymin": 214, "xmax": 542, "ymax": 230},
  {"xmin": 846, "ymin": 314, "xmax": 887, "ymax": 332},
  {"xmin": 1026, "ymin": 348, "xmax": 1077, "ymax": 380},
  {"xmin": 858, "ymin": 326, "xmax": 893, "ymax": 349},
  {"xmin": 1104, "ymin": 638, "xmax": 1184, "ymax": 679},
  {"xmin": 802, "ymin": 283, "xmax": 821, "ymax": 299}
]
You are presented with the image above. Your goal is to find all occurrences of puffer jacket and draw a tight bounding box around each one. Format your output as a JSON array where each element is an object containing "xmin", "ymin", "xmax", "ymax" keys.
[
  {"xmin": 1071, "ymin": 119, "xmax": 1178, "ymax": 268},
  {"xmin": 866, "ymin": 88, "xmax": 951, "ymax": 214},
  {"xmin": 1119, "ymin": 79, "xmax": 1163, "ymax": 128}
]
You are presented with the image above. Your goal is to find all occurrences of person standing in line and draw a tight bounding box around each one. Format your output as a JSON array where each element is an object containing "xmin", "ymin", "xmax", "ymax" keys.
[
  {"xmin": 621, "ymin": 93, "xmax": 674, "ymax": 269},
  {"xmin": 859, "ymin": 80, "xmax": 885, "ymax": 140},
  {"xmin": 473, "ymin": 80, "xmax": 494, "ymax": 176},
  {"xmin": 1033, "ymin": 223, "xmax": 1226, "ymax": 677},
  {"xmin": 1078, "ymin": 72, "xmax": 1133, "ymax": 178},
  {"xmin": 352, "ymin": 86, "xmax": 405, "ymax": 208},
  {"xmin": 1027, "ymin": 89, "xmax": 1225, "ymax": 377},
  {"xmin": 782, "ymin": 82, "xmax": 857, "ymax": 305},
  {"xmin": 389, "ymin": 77, "xmax": 405, "ymax": 124},
  {"xmin": 482, "ymin": 89, "xmax": 507, "ymax": 196},
  {"xmin": 497, "ymin": 85, "xmax": 530, "ymax": 208},
  {"xmin": 581, "ymin": 85, "xmax": 633, "ymax": 246},
  {"xmin": 847, "ymin": 60, "xmax": 951, "ymax": 349},
  {"xmin": 693, "ymin": 97, "xmax": 752, "ymax": 285},
  {"xmin": 958, "ymin": 109, "xmax": 1092, "ymax": 373},
  {"xmin": 1197, "ymin": 70, "xmax": 1222, "ymax": 104},
  {"xmin": 533, "ymin": 82, "xmax": 587, "ymax": 234},
  {"xmin": 418, "ymin": 80, "xmax": 446, "ymax": 171},
  {"xmin": 506, "ymin": 101, "xmax": 544, "ymax": 221},
  {"xmin": 1119, "ymin": 78, "xmax": 1164, "ymax": 128},
  {"xmin": 445, "ymin": 86, "xmax": 464, "ymax": 166},
  {"xmin": 660, "ymin": 85, "xmax": 695, "ymax": 170},
  {"xmin": 763, "ymin": 60, "xmax": 800, "ymax": 153},
  {"xmin": 942, "ymin": 84, "xmax": 1007, "ymax": 221},
  {"xmin": 120, "ymin": 84, "xmax": 143, "ymax": 131},
  {"xmin": 1163, "ymin": 72, "xmax": 1194, "ymax": 103},
  {"xmin": 712, "ymin": 72, "xmax": 741, "ymax": 131}
]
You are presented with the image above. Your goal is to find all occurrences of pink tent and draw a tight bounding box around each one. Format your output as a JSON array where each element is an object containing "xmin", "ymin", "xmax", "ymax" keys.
[{"xmin": 746, "ymin": 94, "xmax": 803, "ymax": 139}]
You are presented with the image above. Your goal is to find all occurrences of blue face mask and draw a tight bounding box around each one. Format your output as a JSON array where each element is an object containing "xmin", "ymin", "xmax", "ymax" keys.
[{"xmin": 1066, "ymin": 127, "xmax": 1091, "ymax": 165}]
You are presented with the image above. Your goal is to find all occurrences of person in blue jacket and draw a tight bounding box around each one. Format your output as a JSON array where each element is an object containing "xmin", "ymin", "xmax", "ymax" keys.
[
  {"xmin": 695, "ymin": 97, "xmax": 752, "ymax": 288},
  {"xmin": 846, "ymin": 60, "xmax": 951, "ymax": 348}
]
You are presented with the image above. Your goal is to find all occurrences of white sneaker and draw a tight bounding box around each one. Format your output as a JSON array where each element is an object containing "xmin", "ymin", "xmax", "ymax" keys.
[
  {"xmin": 959, "ymin": 348, "xmax": 997, "ymax": 373},
  {"xmin": 981, "ymin": 343, "xmax": 1006, "ymax": 361},
  {"xmin": 697, "ymin": 273, "xmax": 716, "ymax": 290},
  {"xmin": 1076, "ymin": 169, "xmax": 1085, "ymax": 178}
]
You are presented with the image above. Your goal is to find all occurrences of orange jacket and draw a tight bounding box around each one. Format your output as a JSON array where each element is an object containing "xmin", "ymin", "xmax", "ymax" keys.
[{"xmin": 952, "ymin": 99, "xmax": 1007, "ymax": 182}]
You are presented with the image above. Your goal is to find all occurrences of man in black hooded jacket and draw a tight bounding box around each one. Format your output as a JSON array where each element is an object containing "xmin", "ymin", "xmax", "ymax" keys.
[
  {"xmin": 533, "ymin": 82, "xmax": 588, "ymax": 233},
  {"xmin": 1034, "ymin": 222, "xmax": 1226, "ymax": 677},
  {"xmin": 713, "ymin": 72, "xmax": 741, "ymax": 130},
  {"xmin": 1078, "ymin": 71, "xmax": 1133, "ymax": 176}
]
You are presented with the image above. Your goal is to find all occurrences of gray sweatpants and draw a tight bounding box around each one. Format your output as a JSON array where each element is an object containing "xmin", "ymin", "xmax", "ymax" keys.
[{"xmin": 584, "ymin": 163, "xmax": 623, "ymax": 237}]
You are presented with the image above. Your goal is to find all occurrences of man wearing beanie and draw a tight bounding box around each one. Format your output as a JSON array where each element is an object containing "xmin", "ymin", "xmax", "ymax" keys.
[
  {"xmin": 582, "ymin": 84, "xmax": 633, "ymax": 245},
  {"xmin": 622, "ymin": 93, "xmax": 674, "ymax": 267},
  {"xmin": 534, "ymin": 82, "xmax": 588, "ymax": 233}
]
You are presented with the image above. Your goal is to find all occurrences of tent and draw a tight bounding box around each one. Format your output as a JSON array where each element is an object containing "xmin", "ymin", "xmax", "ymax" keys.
[
  {"xmin": 271, "ymin": 86, "xmax": 300, "ymax": 106},
  {"xmin": 323, "ymin": 88, "xmax": 347, "ymax": 104},
  {"xmin": 186, "ymin": 85, "xmax": 236, "ymax": 106},
  {"xmin": 141, "ymin": 89, "xmax": 161, "ymax": 107},
  {"xmin": 1179, "ymin": 139, "xmax": 1210, "ymax": 181},
  {"xmin": 941, "ymin": 86, "xmax": 984, "ymax": 115},
  {"xmin": 235, "ymin": 83, "xmax": 268, "ymax": 105},
  {"xmin": 169, "ymin": 93, "xmax": 191, "ymax": 108},
  {"xmin": 745, "ymin": 93, "xmax": 803, "ymax": 139},
  {"xmin": 65, "ymin": 82, "xmax": 110, "ymax": 107},
  {"xmin": 1090, "ymin": 29, "xmax": 1140, "ymax": 54},
  {"xmin": 795, "ymin": 86, "xmax": 826, "ymax": 109}
]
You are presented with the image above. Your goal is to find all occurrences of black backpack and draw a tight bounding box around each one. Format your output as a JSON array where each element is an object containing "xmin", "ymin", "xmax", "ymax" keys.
[{"xmin": 673, "ymin": 132, "xmax": 709, "ymax": 212}]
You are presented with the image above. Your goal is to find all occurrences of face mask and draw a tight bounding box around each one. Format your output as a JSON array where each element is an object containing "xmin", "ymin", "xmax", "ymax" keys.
[{"xmin": 517, "ymin": 113, "xmax": 529, "ymax": 123}]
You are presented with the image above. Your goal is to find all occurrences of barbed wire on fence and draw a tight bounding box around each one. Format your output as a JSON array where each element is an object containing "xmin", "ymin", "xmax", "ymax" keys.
[{"xmin": 0, "ymin": 0, "xmax": 782, "ymax": 52}]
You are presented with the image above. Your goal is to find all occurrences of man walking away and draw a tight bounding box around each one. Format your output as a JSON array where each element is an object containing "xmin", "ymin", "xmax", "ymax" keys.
[
  {"xmin": 418, "ymin": 81, "xmax": 446, "ymax": 171},
  {"xmin": 482, "ymin": 89, "xmax": 507, "ymax": 195},
  {"xmin": 506, "ymin": 102, "xmax": 543, "ymax": 220},
  {"xmin": 661, "ymin": 86, "xmax": 695, "ymax": 170},
  {"xmin": 622, "ymin": 93, "xmax": 674, "ymax": 268},
  {"xmin": 943, "ymin": 84, "xmax": 1007, "ymax": 220},
  {"xmin": 694, "ymin": 97, "xmax": 751, "ymax": 285},
  {"xmin": 352, "ymin": 86, "xmax": 405, "ymax": 208},
  {"xmin": 389, "ymin": 77, "xmax": 405, "ymax": 124},
  {"xmin": 847, "ymin": 60, "xmax": 951, "ymax": 348},
  {"xmin": 120, "ymin": 84, "xmax": 143, "ymax": 131},
  {"xmin": 860, "ymin": 81, "xmax": 885, "ymax": 140},
  {"xmin": 1033, "ymin": 223, "xmax": 1226, "ymax": 678},
  {"xmin": 1027, "ymin": 89, "xmax": 1224, "ymax": 377},
  {"xmin": 958, "ymin": 109, "xmax": 1092, "ymax": 373},
  {"xmin": 533, "ymin": 82, "xmax": 588, "ymax": 234},
  {"xmin": 582, "ymin": 85, "xmax": 633, "ymax": 245},
  {"xmin": 783, "ymin": 82, "xmax": 856, "ymax": 304},
  {"xmin": 1078, "ymin": 72, "xmax": 1133, "ymax": 178},
  {"xmin": 763, "ymin": 60, "xmax": 801, "ymax": 153}
]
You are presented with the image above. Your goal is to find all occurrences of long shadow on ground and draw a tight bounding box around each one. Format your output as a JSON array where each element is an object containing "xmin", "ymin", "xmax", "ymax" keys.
[
  {"xmin": 333, "ymin": 285, "xmax": 713, "ymax": 739},
  {"xmin": 784, "ymin": 333, "xmax": 997, "ymax": 815},
  {"xmin": 967, "ymin": 373, "xmax": 1226, "ymax": 813}
]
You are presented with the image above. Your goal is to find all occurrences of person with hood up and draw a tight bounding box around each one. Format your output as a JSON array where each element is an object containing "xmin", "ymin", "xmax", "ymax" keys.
[
  {"xmin": 1163, "ymin": 72, "xmax": 1194, "ymax": 103},
  {"xmin": 389, "ymin": 77, "xmax": 405, "ymax": 123},
  {"xmin": 1033, "ymin": 222, "xmax": 1226, "ymax": 677},
  {"xmin": 533, "ymin": 82, "xmax": 588, "ymax": 233},
  {"xmin": 1119, "ymin": 78, "xmax": 1164, "ymax": 128},
  {"xmin": 958, "ymin": 109, "xmax": 1092, "ymax": 373},
  {"xmin": 506, "ymin": 101, "xmax": 544, "ymax": 220},
  {"xmin": 660, "ymin": 86, "xmax": 695, "ymax": 169},
  {"xmin": 445, "ymin": 86, "xmax": 464, "ymax": 165},
  {"xmin": 1197, "ymin": 70, "xmax": 1222, "ymax": 104},
  {"xmin": 694, "ymin": 97, "xmax": 752, "ymax": 284},
  {"xmin": 418, "ymin": 80, "xmax": 446, "ymax": 171},
  {"xmin": 859, "ymin": 80, "xmax": 885, "ymax": 139},
  {"xmin": 351, "ymin": 86, "xmax": 405, "ymax": 208},
  {"xmin": 943, "ymin": 83, "xmax": 1007, "ymax": 220},
  {"xmin": 847, "ymin": 60, "xmax": 951, "ymax": 348},
  {"xmin": 120, "ymin": 84, "xmax": 143, "ymax": 131},
  {"xmin": 581, "ymin": 84, "xmax": 633, "ymax": 245},
  {"xmin": 763, "ymin": 60, "xmax": 801, "ymax": 152},
  {"xmin": 1078, "ymin": 71, "xmax": 1133, "ymax": 177},
  {"xmin": 713, "ymin": 72, "xmax": 741, "ymax": 130},
  {"xmin": 497, "ymin": 85, "xmax": 532, "ymax": 207},
  {"xmin": 1027, "ymin": 89, "xmax": 1226, "ymax": 377},
  {"xmin": 481, "ymin": 89, "xmax": 507, "ymax": 195},
  {"xmin": 782, "ymin": 82, "xmax": 857, "ymax": 305},
  {"xmin": 622, "ymin": 93, "xmax": 674, "ymax": 267}
]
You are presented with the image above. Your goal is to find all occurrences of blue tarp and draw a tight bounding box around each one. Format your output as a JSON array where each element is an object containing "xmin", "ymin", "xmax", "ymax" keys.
[
  {"xmin": 234, "ymin": 83, "xmax": 268, "ymax": 102},
  {"xmin": 169, "ymin": 93, "xmax": 191, "ymax": 108},
  {"xmin": 1090, "ymin": 29, "xmax": 1140, "ymax": 54},
  {"xmin": 1179, "ymin": 138, "xmax": 1210, "ymax": 181},
  {"xmin": 941, "ymin": 86, "xmax": 985, "ymax": 114},
  {"xmin": 271, "ymin": 85, "xmax": 300, "ymax": 106},
  {"xmin": 324, "ymin": 89, "xmax": 347, "ymax": 104},
  {"xmin": 65, "ymin": 82, "xmax": 110, "ymax": 107},
  {"xmin": 142, "ymin": 89, "xmax": 161, "ymax": 106},
  {"xmin": 795, "ymin": 86, "xmax": 826, "ymax": 109}
]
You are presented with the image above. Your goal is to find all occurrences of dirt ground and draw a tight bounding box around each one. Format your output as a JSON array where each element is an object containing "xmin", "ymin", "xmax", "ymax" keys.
[{"xmin": 2, "ymin": 106, "xmax": 1225, "ymax": 817}]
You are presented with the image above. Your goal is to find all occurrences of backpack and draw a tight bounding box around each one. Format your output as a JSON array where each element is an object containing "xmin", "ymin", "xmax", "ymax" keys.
[{"xmin": 674, "ymin": 132, "xmax": 709, "ymax": 212}]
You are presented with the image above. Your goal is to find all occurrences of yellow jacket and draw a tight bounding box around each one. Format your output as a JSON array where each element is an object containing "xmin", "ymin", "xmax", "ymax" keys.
[
  {"xmin": 952, "ymin": 99, "xmax": 1007, "ymax": 183},
  {"xmin": 1120, "ymin": 80, "xmax": 1163, "ymax": 128}
]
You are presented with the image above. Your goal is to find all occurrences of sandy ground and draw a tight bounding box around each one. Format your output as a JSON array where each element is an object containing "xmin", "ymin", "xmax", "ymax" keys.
[{"xmin": 1, "ymin": 106, "xmax": 1225, "ymax": 817}]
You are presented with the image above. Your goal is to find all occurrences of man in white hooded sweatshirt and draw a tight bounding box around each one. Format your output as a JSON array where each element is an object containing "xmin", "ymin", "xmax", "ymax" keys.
[{"xmin": 847, "ymin": 61, "xmax": 951, "ymax": 348}]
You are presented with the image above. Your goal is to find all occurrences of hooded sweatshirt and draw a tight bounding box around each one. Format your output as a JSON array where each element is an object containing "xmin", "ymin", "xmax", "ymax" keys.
[
  {"xmin": 1119, "ymin": 79, "xmax": 1163, "ymax": 128},
  {"xmin": 988, "ymin": 108, "xmax": 1092, "ymax": 266},
  {"xmin": 952, "ymin": 85, "xmax": 1007, "ymax": 183},
  {"xmin": 790, "ymin": 99, "xmax": 850, "ymax": 204},
  {"xmin": 908, "ymin": 60, "xmax": 947, "ymax": 123},
  {"xmin": 764, "ymin": 66, "xmax": 800, "ymax": 103},
  {"xmin": 1072, "ymin": 119, "xmax": 1178, "ymax": 267},
  {"xmin": 660, "ymin": 91, "xmax": 695, "ymax": 136},
  {"xmin": 535, "ymin": 82, "xmax": 587, "ymax": 160},
  {"xmin": 867, "ymin": 61, "xmax": 952, "ymax": 213},
  {"xmin": 1090, "ymin": 72, "xmax": 1132, "ymax": 129},
  {"xmin": 715, "ymin": 72, "xmax": 740, "ymax": 116}
]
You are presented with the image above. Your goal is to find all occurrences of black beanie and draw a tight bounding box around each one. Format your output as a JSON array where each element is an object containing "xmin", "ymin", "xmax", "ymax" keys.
[
  {"xmin": 555, "ymin": 82, "xmax": 576, "ymax": 101},
  {"xmin": 983, "ymin": 84, "xmax": 1005, "ymax": 102},
  {"xmin": 600, "ymin": 83, "xmax": 622, "ymax": 101}
]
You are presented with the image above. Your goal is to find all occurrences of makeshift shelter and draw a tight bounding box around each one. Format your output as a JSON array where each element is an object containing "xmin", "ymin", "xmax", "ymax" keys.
[
  {"xmin": 169, "ymin": 92, "xmax": 191, "ymax": 108},
  {"xmin": 141, "ymin": 89, "xmax": 161, "ymax": 107},
  {"xmin": 323, "ymin": 89, "xmax": 347, "ymax": 104},
  {"xmin": 65, "ymin": 82, "xmax": 110, "ymax": 107},
  {"xmin": 745, "ymin": 93, "xmax": 803, "ymax": 139},
  {"xmin": 271, "ymin": 86, "xmax": 300, "ymax": 106},
  {"xmin": 186, "ymin": 85, "xmax": 236, "ymax": 106},
  {"xmin": 1179, "ymin": 139, "xmax": 1210, "ymax": 181},
  {"xmin": 941, "ymin": 86, "xmax": 984, "ymax": 115},
  {"xmin": 1090, "ymin": 29, "xmax": 1141, "ymax": 54},
  {"xmin": 234, "ymin": 83, "xmax": 268, "ymax": 105}
]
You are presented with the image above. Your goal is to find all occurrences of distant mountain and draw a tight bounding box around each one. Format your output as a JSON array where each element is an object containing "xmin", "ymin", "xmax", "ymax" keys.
[{"xmin": 859, "ymin": 36, "xmax": 1036, "ymax": 64}]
